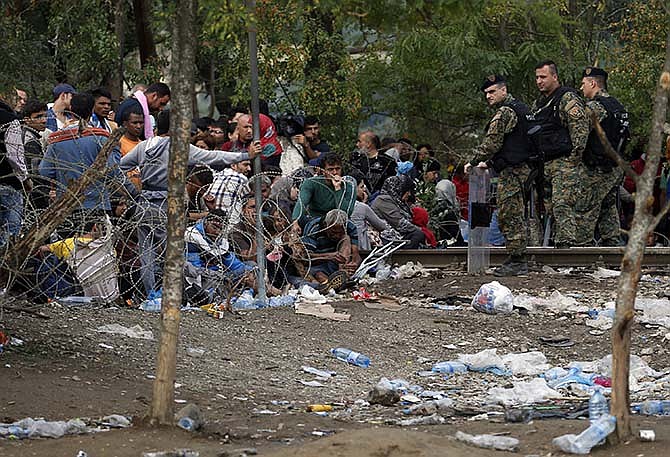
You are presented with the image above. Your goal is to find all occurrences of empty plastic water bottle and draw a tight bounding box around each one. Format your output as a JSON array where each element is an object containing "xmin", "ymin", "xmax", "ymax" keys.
[
  {"xmin": 175, "ymin": 404, "xmax": 202, "ymax": 432},
  {"xmin": 589, "ymin": 388, "xmax": 608, "ymax": 423},
  {"xmin": 637, "ymin": 400, "xmax": 670, "ymax": 416},
  {"xmin": 431, "ymin": 361, "xmax": 468, "ymax": 375},
  {"xmin": 552, "ymin": 414, "xmax": 616, "ymax": 454},
  {"xmin": 330, "ymin": 348, "xmax": 370, "ymax": 368}
]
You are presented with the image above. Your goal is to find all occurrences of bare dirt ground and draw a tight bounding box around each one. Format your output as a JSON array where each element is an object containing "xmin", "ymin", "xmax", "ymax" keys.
[{"xmin": 1, "ymin": 264, "xmax": 669, "ymax": 456}]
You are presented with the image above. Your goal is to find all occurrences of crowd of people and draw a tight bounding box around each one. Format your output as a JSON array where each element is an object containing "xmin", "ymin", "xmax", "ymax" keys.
[{"xmin": 0, "ymin": 58, "xmax": 663, "ymax": 303}]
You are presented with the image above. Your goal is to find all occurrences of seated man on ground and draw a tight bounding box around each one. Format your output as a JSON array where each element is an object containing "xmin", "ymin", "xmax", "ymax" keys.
[
  {"xmin": 292, "ymin": 152, "xmax": 356, "ymax": 225},
  {"xmin": 184, "ymin": 210, "xmax": 256, "ymax": 306},
  {"xmin": 300, "ymin": 209, "xmax": 361, "ymax": 291}
]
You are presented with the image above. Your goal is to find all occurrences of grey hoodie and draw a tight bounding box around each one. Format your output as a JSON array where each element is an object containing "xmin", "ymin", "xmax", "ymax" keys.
[{"xmin": 120, "ymin": 136, "xmax": 250, "ymax": 192}]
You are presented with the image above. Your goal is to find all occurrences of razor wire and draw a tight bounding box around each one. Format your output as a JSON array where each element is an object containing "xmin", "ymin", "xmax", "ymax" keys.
[{"xmin": 0, "ymin": 117, "xmax": 394, "ymax": 309}]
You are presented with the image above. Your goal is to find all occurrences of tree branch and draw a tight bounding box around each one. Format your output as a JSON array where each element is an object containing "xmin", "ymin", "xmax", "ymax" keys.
[{"xmin": 589, "ymin": 109, "xmax": 638, "ymax": 183}]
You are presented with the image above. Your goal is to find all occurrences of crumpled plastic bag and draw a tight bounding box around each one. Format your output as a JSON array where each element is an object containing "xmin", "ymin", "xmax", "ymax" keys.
[
  {"xmin": 455, "ymin": 431, "xmax": 519, "ymax": 452},
  {"xmin": 635, "ymin": 297, "xmax": 670, "ymax": 328},
  {"xmin": 458, "ymin": 348, "xmax": 507, "ymax": 373},
  {"xmin": 487, "ymin": 378, "xmax": 561, "ymax": 406},
  {"xmin": 472, "ymin": 281, "xmax": 514, "ymax": 314},
  {"xmin": 514, "ymin": 290, "xmax": 587, "ymax": 313},
  {"xmin": 14, "ymin": 418, "xmax": 88, "ymax": 438},
  {"xmin": 96, "ymin": 324, "xmax": 153, "ymax": 340},
  {"xmin": 502, "ymin": 351, "xmax": 550, "ymax": 376}
]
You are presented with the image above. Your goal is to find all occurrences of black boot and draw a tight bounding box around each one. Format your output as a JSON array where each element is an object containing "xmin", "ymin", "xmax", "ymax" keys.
[{"xmin": 493, "ymin": 255, "xmax": 528, "ymax": 277}]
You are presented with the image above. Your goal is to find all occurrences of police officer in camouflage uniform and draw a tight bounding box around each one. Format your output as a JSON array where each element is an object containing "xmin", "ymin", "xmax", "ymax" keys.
[
  {"xmin": 465, "ymin": 75, "xmax": 532, "ymax": 276},
  {"xmin": 575, "ymin": 66, "xmax": 626, "ymax": 246},
  {"xmin": 530, "ymin": 60, "xmax": 589, "ymax": 248}
]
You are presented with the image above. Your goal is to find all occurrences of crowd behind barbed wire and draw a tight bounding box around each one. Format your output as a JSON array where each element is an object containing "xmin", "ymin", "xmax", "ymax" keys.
[{"xmin": 0, "ymin": 81, "xmax": 665, "ymax": 307}]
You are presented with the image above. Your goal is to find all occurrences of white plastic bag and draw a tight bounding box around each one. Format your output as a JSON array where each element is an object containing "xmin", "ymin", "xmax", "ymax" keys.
[{"xmin": 472, "ymin": 281, "xmax": 514, "ymax": 314}]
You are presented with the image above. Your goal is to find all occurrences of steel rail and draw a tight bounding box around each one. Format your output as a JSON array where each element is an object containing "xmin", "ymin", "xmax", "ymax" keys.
[{"xmin": 385, "ymin": 247, "xmax": 670, "ymax": 267}]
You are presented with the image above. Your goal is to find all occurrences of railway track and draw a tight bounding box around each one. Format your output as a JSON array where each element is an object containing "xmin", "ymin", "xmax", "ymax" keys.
[{"xmin": 386, "ymin": 247, "xmax": 670, "ymax": 267}]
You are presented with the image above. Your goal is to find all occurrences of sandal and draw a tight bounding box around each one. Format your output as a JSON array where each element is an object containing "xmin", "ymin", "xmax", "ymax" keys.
[{"xmin": 318, "ymin": 271, "xmax": 349, "ymax": 293}]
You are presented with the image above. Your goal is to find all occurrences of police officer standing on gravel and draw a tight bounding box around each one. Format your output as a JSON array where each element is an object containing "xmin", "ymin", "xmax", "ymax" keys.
[
  {"xmin": 576, "ymin": 66, "xmax": 628, "ymax": 246},
  {"xmin": 465, "ymin": 75, "xmax": 532, "ymax": 276},
  {"xmin": 529, "ymin": 60, "xmax": 589, "ymax": 248}
]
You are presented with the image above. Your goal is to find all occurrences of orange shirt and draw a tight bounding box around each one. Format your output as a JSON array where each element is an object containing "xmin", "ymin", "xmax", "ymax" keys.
[{"xmin": 120, "ymin": 135, "xmax": 141, "ymax": 156}]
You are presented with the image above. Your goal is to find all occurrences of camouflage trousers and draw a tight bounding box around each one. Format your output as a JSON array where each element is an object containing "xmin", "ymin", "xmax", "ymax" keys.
[
  {"xmin": 544, "ymin": 156, "xmax": 580, "ymax": 246},
  {"xmin": 498, "ymin": 164, "xmax": 531, "ymax": 257},
  {"xmin": 575, "ymin": 166, "xmax": 623, "ymax": 245}
]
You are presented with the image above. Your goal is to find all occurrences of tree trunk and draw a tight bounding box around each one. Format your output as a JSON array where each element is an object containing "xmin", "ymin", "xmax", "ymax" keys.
[
  {"xmin": 609, "ymin": 26, "xmax": 670, "ymax": 443},
  {"xmin": 113, "ymin": 0, "xmax": 126, "ymax": 100},
  {"xmin": 147, "ymin": 0, "xmax": 196, "ymax": 425},
  {"xmin": 132, "ymin": 0, "xmax": 157, "ymax": 68}
]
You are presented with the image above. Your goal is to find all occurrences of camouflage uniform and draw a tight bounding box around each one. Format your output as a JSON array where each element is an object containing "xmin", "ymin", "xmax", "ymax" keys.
[
  {"xmin": 532, "ymin": 90, "xmax": 589, "ymax": 246},
  {"xmin": 575, "ymin": 90, "xmax": 623, "ymax": 245},
  {"xmin": 471, "ymin": 94, "xmax": 531, "ymax": 257}
]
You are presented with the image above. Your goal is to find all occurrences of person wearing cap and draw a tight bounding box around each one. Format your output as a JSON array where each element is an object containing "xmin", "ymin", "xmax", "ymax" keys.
[
  {"xmin": 576, "ymin": 66, "xmax": 627, "ymax": 246},
  {"xmin": 530, "ymin": 60, "xmax": 589, "ymax": 248},
  {"xmin": 464, "ymin": 75, "xmax": 533, "ymax": 276},
  {"xmin": 45, "ymin": 83, "xmax": 77, "ymax": 132}
]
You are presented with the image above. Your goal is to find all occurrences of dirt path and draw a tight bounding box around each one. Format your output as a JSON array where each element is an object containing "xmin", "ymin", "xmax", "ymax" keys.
[{"xmin": 1, "ymin": 267, "xmax": 669, "ymax": 456}]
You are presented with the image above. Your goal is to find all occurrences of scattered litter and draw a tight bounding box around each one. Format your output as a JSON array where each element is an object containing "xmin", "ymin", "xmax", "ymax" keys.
[
  {"xmin": 639, "ymin": 429, "xmax": 656, "ymax": 441},
  {"xmin": 635, "ymin": 297, "xmax": 670, "ymax": 328},
  {"xmin": 369, "ymin": 378, "xmax": 401, "ymax": 406},
  {"xmin": 299, "ymin": 380, "xmax": 325, "ymax": 387},
  {"xmin": 0, "ymin": 417, "xmax": 88, "ymax": 439},
  {"xmin": 175, "ymin": 404, "xmax": 202, "ymax": 432},
  {"xmin": 98, "ymin": 343, "xmax": 114, "ymax": 349},
  {"xmin": 539, "ymin": 335, "xmax": 575, "ymax": 347},
  {"xmin": 298, "ymin": 285, "xmax": 328, "ymax": 304},
  {"xmin": 397, "ymin": 413, "xmax": 445, "ymax": 426},
  {"xmin": 295, "ymin": 302, "xmax": 350, "ymax": 321},
  {"xmin": 472, "ymin": 281, "xmax": 514, "ymax": 314},
  {"xmin": 455, "ymin": 431, "xmax": 519, "ymax": 452},
  {"xmin": 552, "ymin": 414, "xmax": 615, "ymax": 454},
  {"xmin": 458, "ymin": 349, "xmax": 509, "ymax": 375},
  {"xmin": 101, "ymin": 414, "xmax": 131, "ymax": 428},
  {"xmin": 588, "ymin": 267, "xmax": 621, "ymax": 280},
  {"xmin": 363, "ymin": 296, "xmax": 405, "ymax": 312},
  {"xmin": 142, "ymin": 450, "xmax": 199, "ymax": 457},
  {"xmin": 585, "ymin": 314, "xmax": 613, "ymax": 330},
  {"xmin": 96, "ymin": 323, "xmax": 153, "ymax": 340},
  {"xmin": 301, "ymin": 366, "xmax": 335, "ymax": 378},
  {"xmin": 331, "ymin": 347, "xmax": 370, "ymax": 367},
  {"xmin": 393, "ymin": 261, "xmax": 437, "ymax": 279},
  {"xmin": 185, "ymin": 347, "xmax": 206, "ymax": 358},
  {"xmin": 514, "ymin": 290, "xmax": 587, "ymax": 313},
  {"xmin": 306, "ymin": 405, "xmax": 332, "ymax": 412},
  {"xmin": 432, "ymin": 304, "xmax": 462, "ymax": 311},
  {"xmin": 487, "ymin": 378, "xmax": 561, "ymax": 406},
  {"xmin": 502, "ymin": 352, "xmax": 550, "ymax": 376},
  {"xmin": 403, "ymin": 398, "xmax": 454, "ymax": 415},
  {"xmin": 352, "ymin": 287, "xmax": 376, "ymax": 301},
  {"xmin": 252, "ymin": 409, "xmax": 278, "ymax": 415}
]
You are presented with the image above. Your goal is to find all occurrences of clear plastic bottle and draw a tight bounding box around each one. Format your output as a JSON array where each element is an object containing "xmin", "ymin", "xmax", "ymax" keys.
[
  {"xmin": 588, "ymin": 388, "xmax": 608, "ymax": 423},
  {"xmin": 637, "ymin": 400, "xmax": 670, "ymax": 416},
  {"xmin": 552, "ymin": 414, "xmax": 616, "ymax": 454},
  {"xmin": 175, "ymin": 404, "xmax": 202, "ymax": 432},
  {"xmin": 330, "ymin": 348, "xmax": 370, "ymax": 368},
  {"xmin": 431, "ymin": 361, "xmax": 468, "ymax": 375}
]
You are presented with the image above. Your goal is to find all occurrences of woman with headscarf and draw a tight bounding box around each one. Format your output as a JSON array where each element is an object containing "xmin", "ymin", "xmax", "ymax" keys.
[
  {"xmin": 431, "ymin": 179, "xmax": 461, "ymax": 243},
  {"xmin": 371, "ymin": 175, "xmax": 425, "ymax": 248},
  {"xmin": 269, "ymin": 175, "xmax": 299, "ymax": 216}
]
